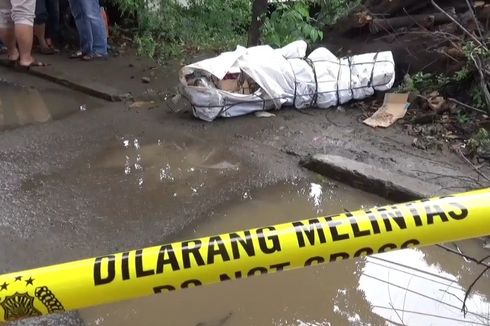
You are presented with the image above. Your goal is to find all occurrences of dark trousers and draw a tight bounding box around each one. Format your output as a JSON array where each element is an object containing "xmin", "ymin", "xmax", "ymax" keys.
[{"xmin": 34, "ymin": 0, "xmax": 60, "ymax": 44}]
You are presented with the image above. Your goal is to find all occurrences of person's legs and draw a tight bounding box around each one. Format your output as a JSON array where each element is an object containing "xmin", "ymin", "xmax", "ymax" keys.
[
  {"xmin": 0, "ymin": 28, "xmax": 17, "ymax": 60},
  {"xmin": 34, "ymin": 0, "xmax": 50, "ymax": 51},
  {"xmin": 67, "ymin": 0, "xmax": 92, "ymax": 55},
  {"xmin": 78, "ymin": 0, "xmax": 105, "ymax": 56},
  {"xmin": 0, "ymin": 0, "xmax": 17, "ymax": 60},
  {"xmin": 11, "ymin": 0, "xmax": 36, "ymax": 65},
  {"xmin": 33, "ymin": 23, "xmax": 48, "ymax": 48},
  {"xmin": 15, "ymin": 25, "xmax": 34, "ymax": 65},
  {"xmin": 45, "ymin": 0, "xmax": 59, "ymax": 46}
]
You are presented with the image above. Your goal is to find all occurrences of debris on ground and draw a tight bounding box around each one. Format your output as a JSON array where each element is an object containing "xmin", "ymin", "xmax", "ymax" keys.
[
  {"xmin": 129, "ymin": 100, "xmax": 157, "ymax": 110},
  {"xmin": 254, "ymin": 111, "xmax": 276, "ymax": 118},
  {"xmin": 327, "ymin": 0, "xmax": 490, "ymax": 163},
  {"xmin": 363, "ymin": 93, "xmax": 410, "ymax": 128},
  {"xmin": 141, "ymin": 76, "xmax": 151, "ymax": 84},
  {"xmin": 179, "ymin": 40, "xmax": 395, "ymax": 122}
]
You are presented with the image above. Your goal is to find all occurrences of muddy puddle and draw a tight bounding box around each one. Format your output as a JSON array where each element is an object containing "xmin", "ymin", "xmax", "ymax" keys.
[
  {"xmin": 0, "ymin": 80, "xmax": 95, "ymax": 130},
  {"xmin": 82, "ymin": 136, "xmax": 243, "ymax": 227},
  {"xmin": 80, "ymin": 181, "xmax": 490, "ymax": 326},
  {"xmin": 95, "ymin": 136, "xmax": 240, "ymax": 195},
  {"xmin": 14, "ymin": 135, "xmax": 246, "ymax": 244}
]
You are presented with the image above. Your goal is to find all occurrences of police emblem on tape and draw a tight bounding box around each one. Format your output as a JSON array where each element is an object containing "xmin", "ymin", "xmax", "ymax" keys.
[{"xmin": 0, "ymin": 276, "xmax": 64, "ymax": 321}]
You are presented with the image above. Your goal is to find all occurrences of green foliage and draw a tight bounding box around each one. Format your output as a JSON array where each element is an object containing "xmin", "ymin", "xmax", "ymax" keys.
[
  {"xmin": 315, "ymin": 0, "xmax": 361, "ymax": 26},
  {"xmin": 456, "ymin": 111, "xmax": 470, "ymax": 125},
  {"xmin": 412, "ymin": 72, "xmax": 438, "ymax": 93},
  {"xmin": 112, "ymin": 0, "xmax": 250, "ymax": 60},
  {"xmin": 135, "ymin": 32, "xmax": 157, "ymax": 58},
  {"xmin": 470, "ymin": 87, "xmax": 486, "ymax": 110},
  {"xmin": 262, "ymin": 1, "xmax": 323, "ymax": 47},
  {"xmin": 261, "ymin": 0, "xmax": 359, "ymax": 47},
  {"xmin": 453, "ymin": 65, "xmax": 472, "ymax": 83},
  {"xmin": 399, "ymin": 72, "xmax": 449, "ymax": 94},
  {"xmin": 467, "ymin": 128, "xmax": 490, "ymax": 158},
  {"xmin": 111, "ymin": 0, "xmax": 359, "ymax": 60},
  {"xmin": 462, "ymin": 41, "xmax": 490, "ymax": 61},
  {"xmin": 109, "ymin": 0, "xmax": 139, "ymax": 14},
  {"xmin": 400, "ymin": 42, "xmax": 489, "ymax": 113}
]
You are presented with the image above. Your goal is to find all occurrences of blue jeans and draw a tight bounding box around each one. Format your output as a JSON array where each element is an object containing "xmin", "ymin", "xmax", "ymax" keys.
[{"xmin": 67, "ymin": 0, "xmax": 106, "ymax": 55}]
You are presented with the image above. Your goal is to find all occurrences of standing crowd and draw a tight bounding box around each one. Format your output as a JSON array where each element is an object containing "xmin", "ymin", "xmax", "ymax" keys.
[{"xmin": 0, "ymin": 0, "xmax": 108, "ymax": 69}]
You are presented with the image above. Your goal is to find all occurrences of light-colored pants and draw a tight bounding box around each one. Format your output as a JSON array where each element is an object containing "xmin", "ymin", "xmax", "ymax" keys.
[{"xmin": 0, "ymin": 0, "xmax": 35, "ymax": 27}]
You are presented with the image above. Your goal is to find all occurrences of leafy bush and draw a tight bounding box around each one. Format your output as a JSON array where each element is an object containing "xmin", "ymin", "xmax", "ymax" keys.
[
  {"xmin": 399, "ymin": 41, "xmax": 489, "ymax": 112},
  {"xmin": 262, "ymin": 1, "xmax": 323, "ymax": 47},
  {"xmin": 112, "ymin": 0, "xmax": 251, "ymax": 60},
  {"xmin": 111, "ymin": 0, "xmax": 358, "ymax": 60},
  {"xmin": 315, "ymin": 0, "xmax": 361, "ymax": 26},
  {"xmin": 468, "ymin": 128, "xmax": 490, "ymax": 159},
  {"xmin": 261, "ymin": 0, "xmax": 360, "ymax": 48}
]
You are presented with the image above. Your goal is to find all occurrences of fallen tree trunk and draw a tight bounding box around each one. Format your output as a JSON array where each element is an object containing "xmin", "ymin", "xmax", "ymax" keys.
[
  {"xmin": 369, "ymin": 9, "xmax": 456, "ymax": 33},
  {"xmin": 364, "ymin": 0, "xmax": 465, "ymax": 15},
  {"xmin": 365, "ymin": 0, "xmax": 429, "ymax": 15},
  {"xmin": 329, "ymin": 0, "xmax": 470, "ymax": 35}
]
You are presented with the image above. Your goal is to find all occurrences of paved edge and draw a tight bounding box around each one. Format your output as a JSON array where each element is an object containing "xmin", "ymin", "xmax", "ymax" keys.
[
  {"xmin": 8, "ymin": 312, "xmax": 85, "ymax": 326},
  {"xmin": 0, "ymin": 60, "xmax": 126, "ymax": 102},
  {"xmin": 301, "ymin": 154, "xmax": 441, "ymax": 202}
]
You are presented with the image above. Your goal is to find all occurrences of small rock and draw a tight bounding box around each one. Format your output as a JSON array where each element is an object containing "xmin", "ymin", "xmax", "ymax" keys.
[
  {"xmin": 484, "ymin": 241, "xmax": 490, "ymax": 250},
  {"xmin": 79, "ymin": 104, "xmax": 87, "ymax": 111},
  {"xmin": 141, "ymin": 76, "xmax": 151, "ymax": 84}
]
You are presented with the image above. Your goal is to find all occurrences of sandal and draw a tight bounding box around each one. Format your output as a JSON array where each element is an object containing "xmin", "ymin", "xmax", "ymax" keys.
[
  {"xmin": 38, "ymin": 46, "xmax": 58, "ymax": 55},
  {"xmin": 81, "ymin": 53, "xmax": 108, "ymax": 61},
  {"xmin": 69, "ymin": 50, "xmax": 83, "ymax": 59},
  {"xmin": 16, "ymin": 60, "xmax": 48, "ymax": 71}
]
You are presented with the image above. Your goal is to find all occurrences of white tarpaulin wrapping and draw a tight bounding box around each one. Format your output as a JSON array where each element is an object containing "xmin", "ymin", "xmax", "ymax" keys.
[{"xmin": 179, "ymin": 40, "xmax": 395, "ymax": 122}]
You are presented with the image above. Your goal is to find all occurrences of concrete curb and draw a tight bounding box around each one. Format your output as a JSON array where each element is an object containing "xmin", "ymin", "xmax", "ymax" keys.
[
  {"xmin": 0, "ymin": 60, "xmax": 129, "ymax": 102},
  {"xmin": 301, "ymin": 154, "xmax": 441, "ymax": 202},
  {"xmin": 10, "ymin": 312, "xmax": 85, "ymax": 326}
]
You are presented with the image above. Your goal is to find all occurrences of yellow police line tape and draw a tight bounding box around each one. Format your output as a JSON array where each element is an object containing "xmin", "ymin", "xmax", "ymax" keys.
[{"xmin": 0, "ymin": 189, "xmax": 489, "ymax": 322}]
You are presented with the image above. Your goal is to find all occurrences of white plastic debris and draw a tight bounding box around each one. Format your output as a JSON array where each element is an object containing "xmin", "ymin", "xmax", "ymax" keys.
[
  {"xmin": 179, "ymin": 40, "xmax": 395, "ymax": 122},
  {"xmin": 254, "ymin": 111, "xmax": 276, "ymax": 118}
]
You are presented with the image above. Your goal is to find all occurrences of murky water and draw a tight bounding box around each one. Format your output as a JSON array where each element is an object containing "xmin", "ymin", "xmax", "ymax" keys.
[
  {"xmin": 0, "ymin": 80, "xmax": 95, "ymax": 130},
  {"xmin": 80, "ymin": 181, "xmax": 490, "ymax": 326},
  {"xmin": 95, "ymin": 136, "xmax": 240, "ymax": 196}
]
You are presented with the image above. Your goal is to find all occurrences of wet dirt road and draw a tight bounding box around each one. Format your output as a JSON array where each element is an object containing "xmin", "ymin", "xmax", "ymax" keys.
[
  {"xmin": 80, "ymin": 181, "xmax": 490, "ymax": 326},
  {"xmin": 0, "ymin": 67, "xmax": 488, "ymax": 325}
]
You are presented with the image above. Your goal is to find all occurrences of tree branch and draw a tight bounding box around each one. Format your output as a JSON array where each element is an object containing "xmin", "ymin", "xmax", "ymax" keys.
[{"xmin": 430, "ymin": 0, "xmax": 487, "ymax": 50}]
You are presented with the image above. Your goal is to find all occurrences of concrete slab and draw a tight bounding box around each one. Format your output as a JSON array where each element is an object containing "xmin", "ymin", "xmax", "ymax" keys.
[
  {"xmin": 302, "ymin": 154, "xmax": 441, "ymax": 201},
  {"xmin": 0, "ymin": 51, "xmax": 180, "ymax": 102}
]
